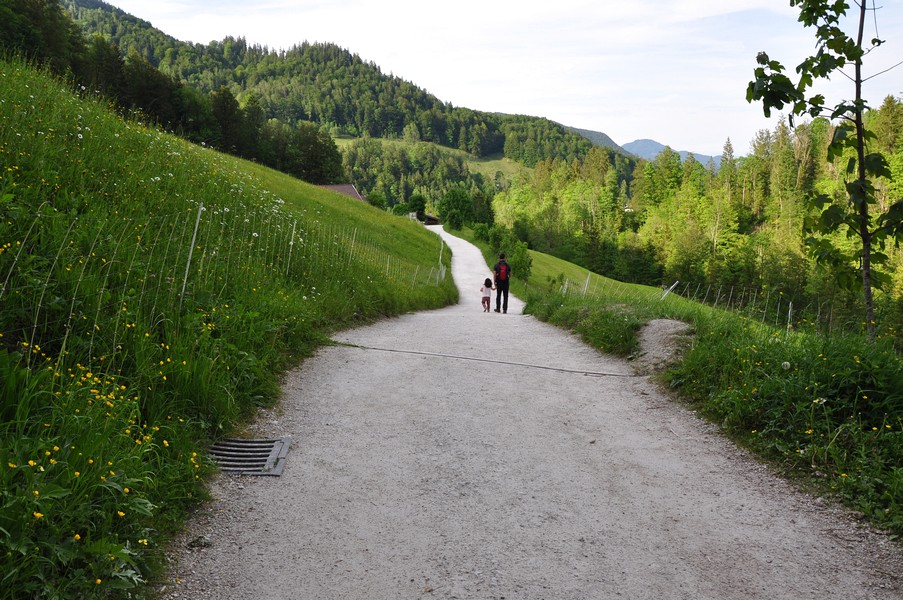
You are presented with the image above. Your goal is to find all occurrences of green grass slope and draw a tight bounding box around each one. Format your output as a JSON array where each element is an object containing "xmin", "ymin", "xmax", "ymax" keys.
[{"xmin": 0, "ymin": 57, "xmax": 455, "ymax": 598}]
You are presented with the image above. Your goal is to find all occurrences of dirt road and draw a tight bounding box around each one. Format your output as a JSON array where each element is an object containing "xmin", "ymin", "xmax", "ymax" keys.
[{"xmin": 161, "ymin": 226, "xmax": 902, "ymax": 599}]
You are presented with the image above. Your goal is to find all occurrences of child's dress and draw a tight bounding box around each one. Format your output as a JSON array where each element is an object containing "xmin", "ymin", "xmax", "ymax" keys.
[{"xmin": 480, "ymin": 285, "xmax": 492, "ymax": 312}]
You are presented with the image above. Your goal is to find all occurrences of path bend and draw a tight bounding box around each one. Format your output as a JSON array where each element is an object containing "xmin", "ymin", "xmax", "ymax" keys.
[{"xmin": 161, "ymin": 226, "xmax": 902, "ymax": 600}]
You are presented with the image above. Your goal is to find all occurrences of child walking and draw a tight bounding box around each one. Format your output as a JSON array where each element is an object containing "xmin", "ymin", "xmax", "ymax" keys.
[{"xmin": 480, "ymin": 278, "xmax": 494, "ymax": 312}]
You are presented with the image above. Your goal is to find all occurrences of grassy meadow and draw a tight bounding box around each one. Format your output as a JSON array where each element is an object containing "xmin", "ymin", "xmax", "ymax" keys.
[
  {"xmin": 457, "ymin": 226, "xmax": 903, "ymax": 538},
  {"xmin": 334, "ymin": 136, "xmax": 529, "ymax": 184},
  {"xmin": 0, "ymin": 57, "xmax": 455, "ymax": 598}
]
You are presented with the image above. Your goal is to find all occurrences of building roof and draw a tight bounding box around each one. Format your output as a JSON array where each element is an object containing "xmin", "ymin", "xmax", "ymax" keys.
[{"xmin": 321, "ymin": 184, "xmax": 364, "ymax": 202}]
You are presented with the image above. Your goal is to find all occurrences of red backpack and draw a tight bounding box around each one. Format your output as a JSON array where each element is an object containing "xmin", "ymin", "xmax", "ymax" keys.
[{"xmin": 497, "ymin": 262, "xmax": 509, "ymax": 281}]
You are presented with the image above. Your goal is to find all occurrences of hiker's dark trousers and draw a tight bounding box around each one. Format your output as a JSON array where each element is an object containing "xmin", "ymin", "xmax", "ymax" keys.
[{"xmin": 495, "ymin": 282, "xmax": 509, "ymax": 312}]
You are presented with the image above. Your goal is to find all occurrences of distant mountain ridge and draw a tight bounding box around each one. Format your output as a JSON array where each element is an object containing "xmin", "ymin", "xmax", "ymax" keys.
[
  {"xmin": 622, "ymin": 138, "xmax": 722, "ymax": 168},
  {"xmin": 567, "ymin": 129, "xmax": 722, "ymax": 169},
  {"xmin": 566, "ymin": 127, "xmax": 626, "ymax": 155}
]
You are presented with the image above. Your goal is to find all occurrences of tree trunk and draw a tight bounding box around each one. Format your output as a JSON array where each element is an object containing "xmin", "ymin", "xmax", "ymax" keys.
[{"xmin": 853, "ymin": 0, "xmax": 877, "ymax": 342}]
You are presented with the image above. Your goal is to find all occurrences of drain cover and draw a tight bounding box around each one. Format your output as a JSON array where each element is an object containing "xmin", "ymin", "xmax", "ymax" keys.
[{"xmin": 208, "ymin": 437, "xmax": 291, "ymax": 476}]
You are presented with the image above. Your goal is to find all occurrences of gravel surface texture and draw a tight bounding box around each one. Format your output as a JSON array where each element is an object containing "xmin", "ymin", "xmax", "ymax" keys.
[{"xmin": 159, "ymin": 226, "xmax": 903, "ymax": 600}]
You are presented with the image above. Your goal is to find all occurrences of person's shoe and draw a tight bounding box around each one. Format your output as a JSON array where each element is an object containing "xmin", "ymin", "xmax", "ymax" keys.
[
  {"xmin": 503, "ymin": 310, "xmax": 507, "ymax": 313},
  {"xmin": 494, "ymin": 309, "xmax": 500, "ymax": 313}
]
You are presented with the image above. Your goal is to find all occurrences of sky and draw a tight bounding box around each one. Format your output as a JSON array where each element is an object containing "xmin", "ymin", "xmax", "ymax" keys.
[{"xmin": 106, "ymin": 0, "xmax": 903, "ymax": 158}]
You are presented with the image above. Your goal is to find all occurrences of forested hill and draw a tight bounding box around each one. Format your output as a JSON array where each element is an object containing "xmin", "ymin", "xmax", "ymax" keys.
[{"xmin": 62, "ymin": 0, "xmax": 609, "ymax": 168}]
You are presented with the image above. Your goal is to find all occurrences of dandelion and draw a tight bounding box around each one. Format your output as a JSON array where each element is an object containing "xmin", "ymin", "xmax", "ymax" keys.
[
  {"xmin": 840, "ymin": 473, "xmax": 848, "ymax": 478},
  {"xmin": 123, "ymin": 488, "xmax": 130, "ymax": 494},
  {"xmin": 781, "ymin": 361, "xmax": 791, "ymax": 370},
  {"xmin": 8, "ymin": 462, "xmax": 16, "ymax": 468},
  {"xmin": 95, "ymin": 579, "xmax": 102, "ymax": 585},
  {"xmin": 813, "ymin": 397, "xmax": 827, "ymax": 405},
  {"xmin": 117, "ymin": 511, "xmax": 125, "ymax": 517},
  {"xmin": 33, "ymin": 512, "xmax": 43, "ymax": 519},
  {"xmin": 74, "ymin": 534, "xmax": 81, "ymax": 541},
  {"xmin": 74, "ymin": 472, "xmax": 80, "ymax": 477}
]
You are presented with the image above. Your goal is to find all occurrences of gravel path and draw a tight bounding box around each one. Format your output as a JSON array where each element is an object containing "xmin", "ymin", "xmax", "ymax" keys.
[{"xmin": 160, "ymin": 226, "xmax": 903, "ymax": 599}]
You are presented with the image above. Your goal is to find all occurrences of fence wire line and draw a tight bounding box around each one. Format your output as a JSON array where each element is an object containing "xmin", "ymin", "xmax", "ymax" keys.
[
  {"xmin": 339, "ymin": 342, "xmax": 634, "ymax": 378},
  {"xmin": 554, "ymin": 275, "xmax": 860, "ymax": 335},
  {"xmin": 2, "ymin": 205, "xmax": 448, "ymax": 372}
]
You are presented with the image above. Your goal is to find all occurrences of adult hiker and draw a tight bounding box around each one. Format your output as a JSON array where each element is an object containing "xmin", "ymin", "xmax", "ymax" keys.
[{"xmin": 493, "ymin": 252, "xmax": 511, "ymax": 313}]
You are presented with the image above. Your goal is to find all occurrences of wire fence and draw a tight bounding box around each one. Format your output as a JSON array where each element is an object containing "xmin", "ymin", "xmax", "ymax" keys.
[
  {"xmin": 1, "ymin": 203, "xmax": 447, "ymax": 374},
  {"xmin": 551, "ymin": 273, "xmax": 874, "ymax": 336}
]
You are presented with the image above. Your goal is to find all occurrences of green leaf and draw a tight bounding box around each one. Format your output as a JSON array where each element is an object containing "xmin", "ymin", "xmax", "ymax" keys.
[
  {"xmin": 876, "ymin": 200, "xmax": 903, "ymax": 239},
  {"xmin": 127, "ymin": 497, "xmax": 156, "ymax": 517},
  {"xmin": 871, "ymin": 270, "xmax": 893, "ymax": 290},
  {"xmin": 830, "ymin": 101, "xmax": 857, "ymax": 120},
  {"xmin": 809, "ymin": 193, "xmax": 833, "ymax": 210},
  {"xmin": 819, "ymin": 204, "xmax": 847, "ymax": 230},
  {"xmin": 846, "ymin": 157, "xmax": 857, "ymax": 176},
  {"xmin": 846, "ymin": 180, "xmax": 871, "ymax": 210},
  {"xmin": 864, "ymin": 153, "xmax": 891, "ymax": 179},
  {"xmin": 38, "ymin": 483, "xmax": 71, "ymax": 500}
]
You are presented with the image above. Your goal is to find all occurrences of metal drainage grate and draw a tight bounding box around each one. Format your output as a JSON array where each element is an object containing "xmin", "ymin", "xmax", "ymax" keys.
[{"xmin": 209, "ymin": 437, "xmax": 291, "ymax": 476}]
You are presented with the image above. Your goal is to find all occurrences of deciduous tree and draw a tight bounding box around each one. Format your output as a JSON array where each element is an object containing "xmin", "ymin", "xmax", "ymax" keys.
[{"xmin": 747, "ymin": 0, "xmax": 903, "ymax": 340}]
